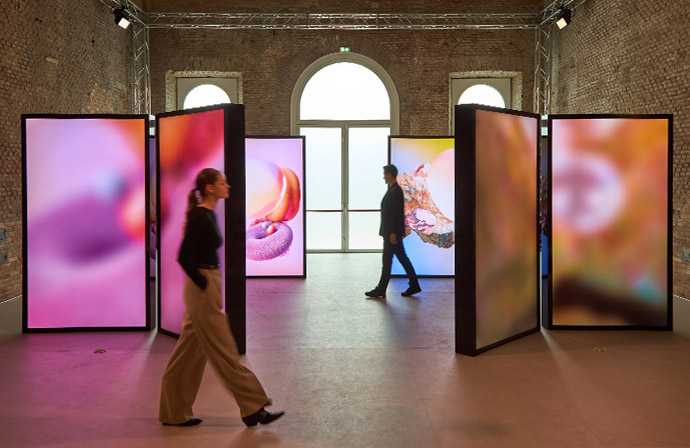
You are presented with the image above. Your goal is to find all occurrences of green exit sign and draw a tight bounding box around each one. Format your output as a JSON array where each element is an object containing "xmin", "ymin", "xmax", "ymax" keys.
[{"xmin": 339, "ymin": 46, "xmax": 351, "ymax": 52}]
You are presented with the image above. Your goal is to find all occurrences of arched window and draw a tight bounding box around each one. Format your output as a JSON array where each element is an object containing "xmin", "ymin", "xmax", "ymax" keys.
[
  {"xmin": 183, "ymin": 84, "xmax": 231, "ymax": 109},
  {"xmin": 457, "ymin": 84, "xmax": 506, "ymax": 108},
  {"xmin": 168, "ymin": 73, "xmax": 241, "ymax": 112},
  {"xmin": 450, "ymin": 75, "xmax": 520, "ymax": 134},
  {"xmin": 292, "ymin": 53, "xmax": 399, "ymax": 252},
  {"xmin": 300, "ymin": 62, "xmax": 391, "ymax": 120}
]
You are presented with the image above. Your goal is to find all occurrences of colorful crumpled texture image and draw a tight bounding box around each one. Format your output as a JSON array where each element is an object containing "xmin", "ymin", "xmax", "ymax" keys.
[
  {"xmin": 390, "ymin": 138, "xmax": 455, "ymax": 276},
  {"xmin": 397, "ymin": 153, "xmax": 455, "ymax": 249}
]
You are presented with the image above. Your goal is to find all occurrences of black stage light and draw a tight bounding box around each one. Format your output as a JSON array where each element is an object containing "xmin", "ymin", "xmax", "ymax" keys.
[
  {"xmin": 114, "ymin": 6, "xmax": 131, "ymax": 29},
  {"xmin": 556, "ymin": 6, "xmax": 571, "ymax": 29}
]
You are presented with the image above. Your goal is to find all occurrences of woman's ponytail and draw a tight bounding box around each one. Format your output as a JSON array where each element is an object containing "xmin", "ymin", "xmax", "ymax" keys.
[
  {"xmin": 183, "ymin": 168, "xmax": 221, "ymax": 235},
  {"xmin": 182, "ymin": 188, "xmax": 199, "ymax": 235}
]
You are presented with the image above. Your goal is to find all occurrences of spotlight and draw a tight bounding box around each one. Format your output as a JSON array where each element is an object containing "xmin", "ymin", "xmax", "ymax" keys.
[
  {"xmin": 556, "ymin": 6, "xmax": 571, "ymax": 29},
  {"xmin": 114, "ymin": 6, "xmax": 131, "ymax": 29}
]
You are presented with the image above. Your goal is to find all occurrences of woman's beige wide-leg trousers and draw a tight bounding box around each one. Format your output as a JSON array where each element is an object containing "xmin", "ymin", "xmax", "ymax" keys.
[{"xmin": 159, "ymin": 269, "xmax": 271, "ymax": 424}]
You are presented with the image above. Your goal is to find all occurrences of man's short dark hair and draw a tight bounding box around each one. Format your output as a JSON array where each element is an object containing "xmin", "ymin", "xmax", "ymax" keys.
[{"xmin": 383, "ymin": 164, "xmax": 398, "ymax": 177}]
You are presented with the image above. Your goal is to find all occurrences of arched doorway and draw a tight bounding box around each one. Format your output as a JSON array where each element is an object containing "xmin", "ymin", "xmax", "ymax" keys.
[{"xmin": 291, "ymin": 53, "xmax": 399, "ymax": 252}]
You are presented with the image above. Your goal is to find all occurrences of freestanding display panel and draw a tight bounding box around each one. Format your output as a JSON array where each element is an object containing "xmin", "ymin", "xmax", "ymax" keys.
[
  {"xmin": 455, "ymin": 105, "xmax": 540, "ymax": 356},
  {"xmin": 389, "ymin": 137, "xmax": 455, "ymax": 277},
  {"xmin": 157, "ymin": 104, "xmax": 248, "ymax": 352},
  {"xmin": 245, "ymin": 136, "xmax": 306, "ymax": 278},
  {"xmin": 547, "ymin": 115, "xmax": 672, "ymax": 329},
  {"xmin": 22, "ymin": 114, "xmax": 151, "ymax": 331}
]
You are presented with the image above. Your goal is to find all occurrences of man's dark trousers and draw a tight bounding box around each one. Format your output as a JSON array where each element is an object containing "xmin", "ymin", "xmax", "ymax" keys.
[{"xmin": 377, "ymin": 238, "xmax": 419, "ymax": 291}]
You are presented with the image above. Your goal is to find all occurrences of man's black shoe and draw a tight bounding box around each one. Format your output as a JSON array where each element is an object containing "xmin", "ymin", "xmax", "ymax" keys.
[
  {"xmin": 242, "ymin": 408, "xmax": 285, "ymax": 427},
  {"xmin": 401, "ymin": 285, "xmax": 422, "ymax": 296},
  {"xmin": 365, "ymin": 288, "xmax": 386, "ymax": 298}
]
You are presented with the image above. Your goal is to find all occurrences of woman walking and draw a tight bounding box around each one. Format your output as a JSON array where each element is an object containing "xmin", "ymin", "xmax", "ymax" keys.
[{"xmin": 159, "ymin": 168, "xmax": 284, "ymax": 428}]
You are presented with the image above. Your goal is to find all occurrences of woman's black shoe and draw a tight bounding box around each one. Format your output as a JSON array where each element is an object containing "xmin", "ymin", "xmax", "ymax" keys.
[
  {"xmin": 162, "ymin": 418, "xmax": 203, "ymax": 426},
  {"xmin": 242, "ymin": 408, "xmax": 285, "ymax": 427}
]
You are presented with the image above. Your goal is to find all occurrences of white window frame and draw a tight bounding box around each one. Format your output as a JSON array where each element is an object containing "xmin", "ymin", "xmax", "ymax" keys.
[{"xmin": 291, "ymin": 53, "xmax": 400, "ymax": 253}]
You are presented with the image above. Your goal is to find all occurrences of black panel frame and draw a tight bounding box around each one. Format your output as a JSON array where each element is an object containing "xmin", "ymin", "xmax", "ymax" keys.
[
  {"xmin": 546, "ymin": 114, "xmax": 673, "ymax": 331},
  {"xmin": 22, "ymin": 114, "xmax": 152, "ymax": 332},
  {"xmin": 156, "ymin": 104, "xmax": 248, "ymax": 353},
  {"xmin": 454, "ymin": 105, "xmax": 541, "ymax": 356}
]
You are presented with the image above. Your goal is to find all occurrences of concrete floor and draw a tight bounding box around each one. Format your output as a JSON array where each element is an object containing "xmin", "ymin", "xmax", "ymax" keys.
[{"xmin": 1, "ymin": 253, "xmax": 689, "ymax": 447}]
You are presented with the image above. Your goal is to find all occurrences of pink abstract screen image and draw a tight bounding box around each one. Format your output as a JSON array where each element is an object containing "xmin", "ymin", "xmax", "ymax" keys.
[
  {"xmin": 390, "ymin": 138, "xmax": 455, "ymax": 276},
  {"xmin": 158, "ymin": 109, "xmax": 226, "ymax": 335},
  {"xmin": 246, "ymin": 138, "xmax": 305, "ymax": 276},
  {"xmin": 550, "ymin": 117, "xmax": 670, "ymax": 326},
  {"xmin": 24, "ymin": 117, "xmax": 148, "ymax": 329},
  {"xmin": 475, "ymin": 110, "xmax": 538, "ymax": 349}
]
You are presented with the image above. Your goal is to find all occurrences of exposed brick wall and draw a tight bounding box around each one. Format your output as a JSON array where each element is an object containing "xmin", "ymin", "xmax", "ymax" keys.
[
  {"xmin": 0, "ymin": 0, "xmax": 133, "ymax": 302},
  {"xmin": 549, "ymin": 1, "xmax": 690, "ymax": 298},
  {"xmin": 149, "ymin": 28, "xmax": 536, "ymax": 135}
]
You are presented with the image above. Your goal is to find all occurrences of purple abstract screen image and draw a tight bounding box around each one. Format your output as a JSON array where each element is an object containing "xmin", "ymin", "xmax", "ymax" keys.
[{"xmin": 24, "ymin": 117, "xmax": 148, "ymax": 329}]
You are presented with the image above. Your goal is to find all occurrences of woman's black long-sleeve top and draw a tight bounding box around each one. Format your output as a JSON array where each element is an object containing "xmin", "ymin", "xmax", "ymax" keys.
[{"xmin": 178, "ymin": 206, "xmax": 223, "ymax": 290}]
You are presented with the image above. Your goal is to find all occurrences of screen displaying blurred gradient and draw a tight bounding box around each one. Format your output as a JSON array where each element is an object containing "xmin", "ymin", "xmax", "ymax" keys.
[
  {"xmin": 158, "ymin": 109, "xmax": 226, "ymax": 335},
  {"xmin": 551, "ymin": 117, "xmax": 669, "ymax": 326},
  {"xmin": 246, "ymin": 138, "xmax": 304, "ymax": 276},
  {"xmin": 475, "ymin": 110, "xmax": 538, "ymax": 348},
  {"xmin": 25, "ymin": 117, "xmax": 148, "ymax": 328},
  {"xmin": 390, "ymin": 137, "xmax": 455, "ymax": 276}
]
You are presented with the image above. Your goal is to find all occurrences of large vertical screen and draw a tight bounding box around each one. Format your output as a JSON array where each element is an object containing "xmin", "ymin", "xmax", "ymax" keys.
[
  {"xmin": 24, "ymin": 116, "xmax": 149, "ymax": 329},
  {"xmin": 389, "ymin": 137, "xmax": 455, "ymax": 276},
  {"xmin": 474, "ymin": 109, "xmax": 538, "ymax": 349},
  {"xmin": 246, "ymin": 137, "xmax": 305, "ymax": 277},
  {"xmin": 550, "ymin": 116, "xmax": 671, "ymax": 327},
  {"xmin": 158, "ymin": 108, "xmax": 226, "ymax": 335}
]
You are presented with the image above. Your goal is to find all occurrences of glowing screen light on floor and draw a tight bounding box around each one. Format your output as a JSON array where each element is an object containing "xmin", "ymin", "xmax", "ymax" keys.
[
  {"xmin": 389, "ymin": 137, "xmax": 455, "ymax": 276},
  {"xmin": 23, "ymin": 115, "xmax": 149, "ymax": 329},
  {"xmin": 246, "ymin": 137, "xmax": 305, "ymax": 277},
  {"xmin": 158, "ymin": 108, "xmax": 226, "ymax": 336},
  {"xmin": 455, "ymin": 106, "xmax": 539, "ymax": 355},
  {"xmin": 549, "ymin": 116, "xmax": 671, "ymax": 328}
]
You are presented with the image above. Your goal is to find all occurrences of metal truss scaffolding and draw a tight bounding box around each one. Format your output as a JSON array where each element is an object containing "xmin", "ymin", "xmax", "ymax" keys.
[
  {"xmin": 533, "ymin": 0, "xmax": 589, "ymax": 115},
  {"xmin": 97, "ymin": 0, "xmax": 587, "ymax": 115},
  {"xmin": 131, "ymin": 21, "xmax": 151, "ymax": 115},
  {"xmin": 98, "ymin": 0, "xmax": 150, "ymax": 114},
  {"xmin": 146, "ymin": 13, "xmax": 536, "ymax": 30}
]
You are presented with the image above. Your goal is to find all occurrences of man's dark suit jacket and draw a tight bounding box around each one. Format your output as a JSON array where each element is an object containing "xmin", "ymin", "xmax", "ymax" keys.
[{"xmin": 379, "ymin": 182, "xmax": 406, "ymax": 239}]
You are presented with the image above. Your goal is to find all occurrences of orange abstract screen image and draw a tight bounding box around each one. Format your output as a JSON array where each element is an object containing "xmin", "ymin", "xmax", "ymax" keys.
[
  {"xmin": 550, "ymin": 118, "xmax": 669, "ymax": 326},
  {"xmin": 475, "ymin": 110, "xmax": 538, "ymax": 348}
]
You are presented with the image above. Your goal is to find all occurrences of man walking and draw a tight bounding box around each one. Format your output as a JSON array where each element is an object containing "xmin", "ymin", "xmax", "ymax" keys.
[{"xmin": 366, "ymin": 164, "xmax": 421, "ymax": 298}]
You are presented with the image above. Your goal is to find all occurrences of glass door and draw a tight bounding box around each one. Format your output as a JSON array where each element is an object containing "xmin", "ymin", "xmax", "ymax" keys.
[{"xmin": 301, "ymin": 125, "xmax": 390, "ymax": 251}]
